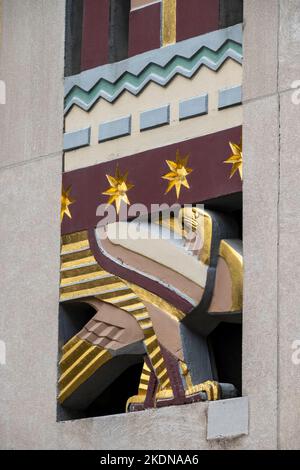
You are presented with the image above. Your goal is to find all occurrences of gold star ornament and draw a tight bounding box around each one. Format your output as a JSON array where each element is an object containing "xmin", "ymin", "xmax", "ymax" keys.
[
  {"xmin": 61, "ymin": 186, "xmax": 75, "ymax": 223},
  {"xmin": 162, "ymin": 150, "xmax": 193, "ymax": 199},
  {"xmin": 224, "ymin": 141, "xmax": 243, "ymax": 180},
  {"xmin": 102, "ymin": 166, "xmax": 134, "ymax": 214}
]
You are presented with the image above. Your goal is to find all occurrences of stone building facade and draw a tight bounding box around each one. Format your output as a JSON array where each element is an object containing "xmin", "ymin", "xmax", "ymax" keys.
[{"xmin": 0, "ymin": 0, "xmax": 300, "ymax": 450}]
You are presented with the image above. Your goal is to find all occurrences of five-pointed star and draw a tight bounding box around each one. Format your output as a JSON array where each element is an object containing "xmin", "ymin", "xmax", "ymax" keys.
[
  {"xmin": 224, "ymin": 141, "xmax": 243, "ymax": 180},
  {"xmin": 162, "ymin": 150, "xmax": 193, "ymax": 199},
  {"xmin": 61, "ymin": 185, "xmax": 75, "ymax": 222},
  {"xmin": 102, "ymin": 166, "xmax": 134, "ymax": 214}
]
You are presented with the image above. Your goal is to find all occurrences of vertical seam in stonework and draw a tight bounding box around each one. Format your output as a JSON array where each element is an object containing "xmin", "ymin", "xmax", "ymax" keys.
[{"xmin": 276, "ymin": 0, "xmax": 281, "ymax": 451}]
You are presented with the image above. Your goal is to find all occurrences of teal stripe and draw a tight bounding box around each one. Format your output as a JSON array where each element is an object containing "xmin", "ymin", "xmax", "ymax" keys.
[{"xmin": 65, "ymin": 41, "xmax": 242, "ymax": 113}]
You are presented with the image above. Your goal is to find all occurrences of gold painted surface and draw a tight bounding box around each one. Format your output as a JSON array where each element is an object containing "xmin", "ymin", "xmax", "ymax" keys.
[
  {"xmin": 60, "ymin": 269, "xmax": 110, "ymax": 286},
  {"xmin": 96, "ymin": 292, "xmax": 137, "ymax": 303},
  {"xmin": 58, "ymin": 350, "xmax": 112, "ymax": 404},
  {"xmin": 61, "ymin": 256, "xmax": 96, "ymax": 271},
  {"xmin": 219, "ymin": 240, "xmax": 243, "ymax": 312},
  {"xmin": 59, "ymin": 344, "xmax": 101, "ymax": 388},
  {"xmin": 179, "ymin": 360, "xmax": 194, "ymax": 390},
  {"xmin": 154, "ymin": 356, "xmax": 165, "ymax": 369},
  {"xmin": 224, "ymin": 140, "xmax": 243, "ymax": 180},
  {"xmin": 58, "ymin": 337, "xmax": 112, "ymax": 403},
  {"xmin": 62, "ymin": 230, "xmax": 89, "ymax": 245},
  {"xmin": 60, "ymin": 232, "xmax": 125, "ymax": 303},
  {"xmin": 60, "ymin": 248, "xmax": 93, "ymax": 264},
  {"xmin": 201, "ymin": 211, "xmax": 213, "ymax": 265},
  {"xmin": 162, "ymin": 150, "xmax": 192, "ymax": 199},
  {"xmin": 186, "ymin": 380, "xmax": 220, "ymax": 400},
  {"xmin": 162, "ymin": 0, "xmax": 176, "ymax": 46},
  {"xmin": 62, "ymin": 336, "xmax": 79, "ymax": 351},
  {"xmin": 133, "ymin": 310, "xmax": 149, "ymax": 321},
  {"xmin": 102, "ymin": 166, "xmax": 134, "ymax": 214},
  {"xmin": 160, "ymin": 377, "xmax": 172, "ymax": 389},
  {"xmin": 61, "ymin": 239, "xmax": 90, "ymax": 255},
  {"xmin": 143, "ymin": 334, "xmax": 170, "ymax": 388},
  {"xmin": 60, "ymin": 339, "xmax": 88, "ymax": 372},
  {"xmin": 180, "ymin": 207, "xmax": 213, "ymax": 265},
  {"xmin": 138, "ymin": 361, "xmax": 151, "ymax": 395},
  {"xmin": 144, "ymin": 335, "xmax": 157, "ymax": 348},
  {"xmin": 139, "ymin": 318, "xmax": 154, "ymax": 330},
  {"xmin": 94, "ymin": 289, "xmax": 136, "ymax": 303},
  {"xmin": 60, "ymin": 277, "xmax": 122, "ymax": 294},
  {"xmin": 116, "ymin": 300, "xmax": 145, "ymax": 310},
  {"xmin": 60, "ymin": 285, "xmax": 130, "ymax": 302},
  {"xmin": 149, "ymin": 345, "xmax": 161, "ymax": 361},
  {"xmin": 126, "ymin": 281, "xmax": 185, "ymax": 321},
  {"xmin": 126, "ymin": 394, "xmax": 146, "ymax": 411},
  {"xmin": 61, "ymin": 264, "xmax": 103, "ymax": 279},
  {"xmin": 156, "ymin": 387, "xmax": 173, "ymax": 400},
  {"xmin": 61, "ymin": 186, "xmax": 75, "ymax": 223},
  {"xmin": 59, "ymin": 231, "xmax": 173, "ymax": 400}
]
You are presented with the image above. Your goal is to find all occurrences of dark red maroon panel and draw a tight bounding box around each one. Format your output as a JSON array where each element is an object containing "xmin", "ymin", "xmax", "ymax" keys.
[
  {"xmin": 62, "ymin": 126, "xmax": 242, "ymax": 236},
  {"xmin": 81, "ymin": 0, "xmax": 110, "ymax": 71},
  {"xmin": 128, "ymin": 2, "xmax": 161, "ymax": 57},
  {"xmin": 176, "ymin": 0, "xmax": 219, "ymax": 42}
]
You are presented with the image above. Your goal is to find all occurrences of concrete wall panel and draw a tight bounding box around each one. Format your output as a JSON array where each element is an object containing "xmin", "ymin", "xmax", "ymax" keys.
[{"xmin": 0, "ymin": 0, "xmax": 65, "ymax": 167}]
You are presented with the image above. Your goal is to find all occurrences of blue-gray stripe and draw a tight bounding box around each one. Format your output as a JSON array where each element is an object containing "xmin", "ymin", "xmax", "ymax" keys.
[
  {"xmin": 179, "ymin": 94, "xmax": 208, "ymax": 120},
  {"xmin": 65, "ymin": 24, "xmax": 243, "ymax": 97},
  {"xmin": 218, "ymin": 85, "xmax": 242, "ymax": 109},
  {"xmin": 140, "ymin": 105, "xmax": 170, "ymax": 131},
  {"xmin": 98, "ymin": 116, "xmax": 131, "ymax": 142},
  {"xmin": 63, "ymin": 127, "xmax": 91, "ymax": 151}
]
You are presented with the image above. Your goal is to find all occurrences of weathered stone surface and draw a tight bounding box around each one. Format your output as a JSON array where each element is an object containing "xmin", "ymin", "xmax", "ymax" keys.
[
  {"xmin": 242, "ymin": 95, "xmax": 279, "ymax": 449},
  {"xmin": 0, "ymin": 155, "xmax": 62, "ymax": 450},
  {"xmin": 2, "ymin": 0, "xmax": 300, "ymax": 452},
  {"xmin": 207, "ymin": 397, "xmax": 248, "ymax": 440},
  {"xmin": 243, "ymin": 0, "xmax": 279, "ymax": 101},
  {"xmin": 0, "ymin": 0, "xmax": 65, "ymax": 168},
  {"xmin": 279, "ymin": 0, "xmax": 300, "ymax": 92},
  {"xmin": 278, "ymin": 89, "xmax": 300, "ymax": 449}
]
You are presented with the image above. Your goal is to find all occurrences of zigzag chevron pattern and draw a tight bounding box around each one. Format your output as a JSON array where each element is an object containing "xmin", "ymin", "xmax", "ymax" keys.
[{"xmin": 65, "ymin": 41, "xmax": 242, "ymax": 113}]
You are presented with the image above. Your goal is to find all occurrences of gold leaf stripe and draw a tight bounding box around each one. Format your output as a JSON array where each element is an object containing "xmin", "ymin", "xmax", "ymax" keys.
[
  {"xmin": 58, "ymin": 349, "xmax": 112, "ymax": 404},
  {"xmin": 126, "ymin": 281, "xmax": 185, "ymax": 321},
  {"xmin": 61, "ymin": 263, "xmax": 105, "ymax": 279},
  {"xmin": 121, "ymin": 304, "xmax": 147, "ymax": 313},
  {"xmin": 60, "ymin": 339, "xmax": 88, "ymax": 369},
  {"xmin": 61, "ymin": 230, "xmax": 88, "ymax": 245},
  {"xmin": 62, "ymin": 336, "xmax": 82, "ymax": 354},
  {"xmin": 162, "ymin": 0, "xmax": 176, "ymax": 46},
  {"xmin": 61, "ymin": 239, "xmax": 90, "ymax": 255},
  {"xmin": 59, "ymin": 344, "xmax": 101, "ymax": 388},
  {"xmin": 61, "ymin": 256, "xmax": 96, "ymax": 270},
  {"xmin": 60, "ymin": 338, "xmax": 97, "ymax": 367},
  {"xmin": 60, "ymin": 272, "xmax": 116, "ymax": 288},
  {"xmin": 161, "ymin": 377, "xmax": 171, "ymax": 389},
  {"xmin": 60, "ymin": 285, "xmax": 130, "ymax": 302},
  {"xmin": 95, "ymin": 290, "xmax": 134, "ymax": 302},
  {"xmin": 149, "ymin": 345, "xmax": 161, "ymax": 361},
  {"xmin": 60, "ymin": 277, "xmax": 122, "ymax": 294},
  {"xmin": 219, "ymin": 240, "xmax": 243, "ymax": 312},
  {"xmin": 138, "ymin": 383, "xmax": 148, "ymax": 391},
  {"xmin": 61, "ymin": 248, "xmax": 94, "ymax": 264},
  {"xmin": 59, "ymin": 231, "xmax": 173, "ymax": 398}
]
